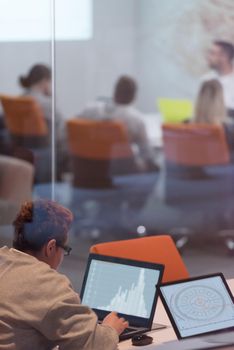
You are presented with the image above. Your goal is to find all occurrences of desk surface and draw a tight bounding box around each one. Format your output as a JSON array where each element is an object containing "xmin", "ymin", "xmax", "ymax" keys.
[
  {"xmin": 119, "ymin": 278, "xmax": 234, "ymax": 350},
  {"xmin": 140, "ymin": 113, "xmax": 162, "ymax": 148}
]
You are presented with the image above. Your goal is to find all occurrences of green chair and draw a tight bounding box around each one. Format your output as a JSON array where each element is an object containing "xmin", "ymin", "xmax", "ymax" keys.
[{"xmin": 157, "ymin": 98, "xmax": 193, "ymax": 123}]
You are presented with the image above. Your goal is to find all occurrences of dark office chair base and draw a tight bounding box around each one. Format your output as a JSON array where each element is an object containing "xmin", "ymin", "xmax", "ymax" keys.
[
  {"xmin": 168, "ymin": 227, "xmax": 194, "ymax": 253},
  {"xmin": 218, "ymin": 230, "xmax": 234, "ymax": 255},
  {"xmin": 166, "ymin": 163, "xmax": 212, "ymax": 180},
  {"xmin": 72, "ymin": 157, "xmax": 113, "ymax": 188},
  {"xmin": 11, "ymin": 134, "xmax": 50, "ymax": 148},
  {"xmin": 73, "ymin": 177, "xmax": 114, "ymax": 189}
]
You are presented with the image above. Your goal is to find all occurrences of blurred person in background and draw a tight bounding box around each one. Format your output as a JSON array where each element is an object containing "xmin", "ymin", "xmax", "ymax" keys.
[
  {"xmin": 19, "ymin": 64, "xmax": 63, "ymax": 136},
  {"xmin": 80, "ymin": 75, "xmax": 159, "ymax": 171},
  {"xmin": 194, "ymin": 79, "xmax": 227, "ymax": 125},
  {"xmin": 203, "ymin": 40, "xmax": 234, "ymax": 117},
  {"xmin": 19, "ymin": 64, "xmax": 68, "ymax": 176},
  {"xmin": 0, "ymin": 199, "xmax": 128, "ymax": 349},
  {"xmin": 194, "ymin": 79, "xmax": 234, "ymax": 153}
]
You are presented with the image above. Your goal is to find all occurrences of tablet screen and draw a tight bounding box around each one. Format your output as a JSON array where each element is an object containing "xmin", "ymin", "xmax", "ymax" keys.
[{"xmin": 159, "ymin": 275, "xmax": 234, "ymax": 338}]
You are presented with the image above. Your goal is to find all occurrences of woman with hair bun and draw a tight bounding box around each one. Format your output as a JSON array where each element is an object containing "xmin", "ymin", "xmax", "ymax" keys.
[
  {"xmin": 19, "ymin": 63, "xmax": 63, "ymax": 138},
  {"xmin": 19, "ymin": 64, "xmax": 52, "ymax": 95},
  {"xmin": 19, "ymin": 64, "xmax": 67, "ymax": 174}
]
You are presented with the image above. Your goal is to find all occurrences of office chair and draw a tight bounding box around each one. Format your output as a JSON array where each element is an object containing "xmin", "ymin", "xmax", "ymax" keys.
[
  {"xmin": 163, "ymin": 122, "xmax": 230, "ymax": 186},
  {"xmin": 90, "ymin": 235, "xmax": 189, "ymax": 282},
  {"xmin": 0, "ymin": 95, "xmax": 49, "ymax": 148},
  {"xmin": 67, "ymin": 118, "xmax": 136, "ymax": 188},
  {"xmin": 162, "ymin": 123, "xmax": 232, "ymax": 244},
  {"xmin": 0, "ymin": 154, "xmax": 34, "ymax": 225},
  {"xmin": 162, "ymin": 123, "xmax": 230, "ymax": 168},
  {"xmin": 0, "ymin": 95, "xmax": 51, "ymax": 182}
]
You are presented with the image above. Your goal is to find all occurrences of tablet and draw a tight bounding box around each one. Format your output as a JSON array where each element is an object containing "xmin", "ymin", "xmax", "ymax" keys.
[{"xmin": 158, "ymin": 273, "xmax": 234, "ymax": 339}]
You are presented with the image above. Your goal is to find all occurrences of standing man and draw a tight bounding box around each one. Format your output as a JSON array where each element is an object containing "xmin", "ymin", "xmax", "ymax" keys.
[{"xmin": 203, "ymin": 40, "xmax": 234, "ymax": 117}]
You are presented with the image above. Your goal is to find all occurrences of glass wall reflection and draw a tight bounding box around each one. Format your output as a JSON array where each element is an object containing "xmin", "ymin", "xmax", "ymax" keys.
[
  {"xmin": 0, "ymin": 0, "xmax": 53, "ymax": 238},
  {"xmin": 54, "ymin": 0, "xmax": 234, "ymax": 256},
  {"xmin": 1, "ymin": 0, "xmax": 234, "ymax": 290}
]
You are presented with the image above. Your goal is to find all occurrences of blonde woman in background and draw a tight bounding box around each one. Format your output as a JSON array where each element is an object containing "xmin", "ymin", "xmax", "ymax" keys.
[
  {"xmin": 194, "ymin": 79, "xmax": 227, "ymax": 125},
  {"xmin": 194, "ymin": 79, "xmax": 234, "ymax": 152}
]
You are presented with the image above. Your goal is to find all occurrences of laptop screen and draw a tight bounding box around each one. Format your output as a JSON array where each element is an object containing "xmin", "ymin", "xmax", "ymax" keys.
[
  {"xmin": 159, "ymin": 274, "xmax": 234, "ymax": 339},
  {"xmin": 80, "ymin": 254, "xmax": 164, "ymax": 327}
]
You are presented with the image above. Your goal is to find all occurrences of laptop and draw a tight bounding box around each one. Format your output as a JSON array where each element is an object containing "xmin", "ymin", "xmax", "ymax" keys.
[
  {"xmin": 80, "ymin": 253, "xmax": 166, "ymax": 341},
  {"xmin": 158, "ymin": 273, "xmax": 234, "ymax": 340}
]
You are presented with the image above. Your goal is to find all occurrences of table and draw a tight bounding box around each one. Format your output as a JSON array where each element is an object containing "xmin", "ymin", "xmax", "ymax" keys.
[
  {"xmin": 119, "ymin": 279, "xmax": 234, "ymax": 349},
  {"xmin": 140, "ymin": 113, "xmax": 163, "ymax": 148}
]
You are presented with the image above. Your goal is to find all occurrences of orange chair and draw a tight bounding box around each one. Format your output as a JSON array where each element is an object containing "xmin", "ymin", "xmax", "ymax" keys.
[
  {"xmin": 0, "ymin": 155, "xmax": 34, "ymax": 225},
  {"xmin": 162, "ymin": 123, "xmax": 230, "ymax": 167},
  {"xmin": 0, "ymin": 95, "xmax": 49, "ymax": 148},
  {"xmin": 90, "ymin": 235, "xmax": 189, "ymax": 283},
  {"xmin": 162, "ymin": 123, "xmax": 232, "ymax": 240},
  {"xmin": 67, "ymin": 118, "xmax": 136, "ymax": 187}
]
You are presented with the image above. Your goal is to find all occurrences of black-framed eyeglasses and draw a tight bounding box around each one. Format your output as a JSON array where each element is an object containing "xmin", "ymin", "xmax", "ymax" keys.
[{"xmin": 56, "ymin": 243, "xmax": 72, "ymax": 256}]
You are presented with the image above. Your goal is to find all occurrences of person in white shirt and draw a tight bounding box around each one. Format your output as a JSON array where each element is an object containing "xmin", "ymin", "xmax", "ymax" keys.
[
  {"xmin": 80, "ymin": 76, "xmax": 158, "ymax": 171},
  {"xmin": 202, "ymin": 40, "xmax": 234, "ymax": 117}
]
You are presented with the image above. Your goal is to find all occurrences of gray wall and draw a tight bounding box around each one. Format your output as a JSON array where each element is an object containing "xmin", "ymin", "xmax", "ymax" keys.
[
  {"xmin": 0, "ymin": 0, "xmax": 138, "ymax": 119},
  {"xmin": 1, "ymin": 0, "xmax": 233, "ymax": 117},
  {"xmin": 136, "ymin": 0, "xmax": 234, "ymax": 112},
  {"xmin": 55, "ymin": 0, "xmax": 138, "ymax": 118},
  {"xmin": 135, "ymin": 0, "xmax": 200, "ymax": 113}
]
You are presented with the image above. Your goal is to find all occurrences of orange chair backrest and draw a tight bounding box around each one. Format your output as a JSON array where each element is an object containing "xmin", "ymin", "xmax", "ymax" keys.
[
  {"xmin": 162, "ymin": 123, "xmax": 230, "ymax": 166},
  {"xmin": 0, "ymin": 95, "xmax": 48, "ymax": 136},
  {"xmin": 90, "ymin": 235, "xmax": 189, "ymax": 283},
  {"xmin": 67, "ymin": 118, "xmax": 134, "ymax": 159}
]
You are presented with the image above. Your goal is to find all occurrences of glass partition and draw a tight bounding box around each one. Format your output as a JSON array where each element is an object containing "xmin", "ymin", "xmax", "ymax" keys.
[
  {"xmin": 0, "ymin": 0, "xmax": 53, "ymax": 244},
  {"xmin": 0, "ymin": 0, "xmax": 234, "ymax": 291},
  {"xmin": 54, "ymin": 0, "xmax": 234, "ymax": 289}
]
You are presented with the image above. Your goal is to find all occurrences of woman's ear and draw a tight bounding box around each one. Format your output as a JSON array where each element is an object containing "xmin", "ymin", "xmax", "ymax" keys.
[{"xmin": 45, "ymin": 239, "xmax": 57, "ymax": 257}]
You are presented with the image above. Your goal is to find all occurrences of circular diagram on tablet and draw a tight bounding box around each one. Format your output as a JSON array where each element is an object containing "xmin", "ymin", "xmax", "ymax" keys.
[{"xmin": 172, "ymin": 286, "xmax": 225, "ymax": 321}]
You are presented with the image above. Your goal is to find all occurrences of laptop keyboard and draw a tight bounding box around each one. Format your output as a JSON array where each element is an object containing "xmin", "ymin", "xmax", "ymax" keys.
[
  {"xmin": 121, "ymin": 327, "xmax": 138, "ymax": 335},
  {"xmin": 119, "ymin": 327, "xmax": 146, "ymax": 341}
]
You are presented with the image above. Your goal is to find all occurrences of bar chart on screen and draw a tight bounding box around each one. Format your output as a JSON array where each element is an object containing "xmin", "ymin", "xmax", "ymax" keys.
[
  {"xmin": 81, "ymin": 260, "xmax": 160, "ymax": 318},
  {"xmin": 98, "ymin": 269, "xmax": 147, "ymax": 317}
]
